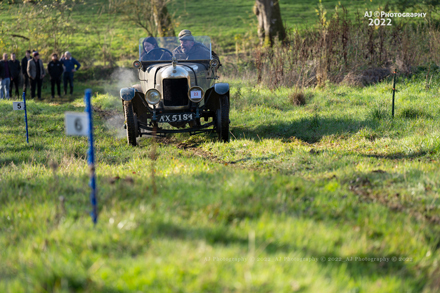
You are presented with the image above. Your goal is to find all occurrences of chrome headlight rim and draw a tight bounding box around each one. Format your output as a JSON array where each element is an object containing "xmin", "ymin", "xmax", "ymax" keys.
[
  {"xmin": 145, "ymin": 89, "xmax": 161, "ymax": 105},
  {"xmin": 133, "ymin": 60, "xmax": 141, "ymax": 69},
  {"xmin": 210, "ymin": 59, "xmax": 218, "ymax": 68},
  {"xmin": 188, "ymin": 86, "xmax": 205, "ymax": 103}
]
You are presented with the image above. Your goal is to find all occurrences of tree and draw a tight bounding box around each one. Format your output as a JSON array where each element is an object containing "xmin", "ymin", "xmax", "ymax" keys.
[
  {"xmin": 110, "ymin": 0, "xmax": 175, "ymax": 37},
  {"xmin": 253, "ymin": 0, "xmax": 286, "ymax": 46}
]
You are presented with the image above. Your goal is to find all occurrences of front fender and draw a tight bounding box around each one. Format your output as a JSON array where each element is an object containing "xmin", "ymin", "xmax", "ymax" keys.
[
  {"xmin": 214, "ymin": 83, "xmax": 229, "ymax": 95},
  {"xmin": 204, "ymin": 83, "xmax": 230, "ymax": 111},
  {"xmin": 120, "ymin": 87, "xmax": 136, "ymax": 101}
]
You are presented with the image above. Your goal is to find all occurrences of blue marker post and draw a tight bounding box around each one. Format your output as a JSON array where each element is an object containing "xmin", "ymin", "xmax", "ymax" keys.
[
  {"xmin": 84, "ymin": 89, "xmax": 97, "ymax": 224},
  {"xmin": 23, "ymin": 91, "xmax": 29, "ymax": 144}
]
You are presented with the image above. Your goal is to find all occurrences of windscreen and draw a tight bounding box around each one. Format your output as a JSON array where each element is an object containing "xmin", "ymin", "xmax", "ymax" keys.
[{"xmin": 139, "ymin": 36, "xmax": 211, "ymax": 62}]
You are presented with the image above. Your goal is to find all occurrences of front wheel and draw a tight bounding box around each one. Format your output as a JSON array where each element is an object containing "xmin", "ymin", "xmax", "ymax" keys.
[
  {"xmin": 215, "ymin": 95, "xmax": 230, "ymax": 143},
  {"xmin": 124, "ymin": 101, "xmax": 138, "ymax": 146}
]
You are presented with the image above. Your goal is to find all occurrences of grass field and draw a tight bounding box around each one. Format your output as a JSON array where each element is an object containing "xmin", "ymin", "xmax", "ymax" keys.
[
  {"xmin": 1, "ymin": 0, "xmax": 440, "ymax": 292},
  {"xmin": 0, "ymin": 0, "xmax": 405, "ymax": 63},
  {"xmin": 1, "ymin": 70, "xmax": 440, "ymax": 292}
]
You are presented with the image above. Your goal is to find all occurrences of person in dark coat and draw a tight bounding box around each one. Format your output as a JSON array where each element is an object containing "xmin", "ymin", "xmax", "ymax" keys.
[
  {"xmin": 172, "ymin": 29, "xmax": 221, "ymax": 65},
  {"xmin": 0, "ymin": 53, "xmax": 12, "ymax": 100},
  {"xmin": 21, "ymin": 50, "xmax": 32, "ymax": 94},
  {"xmin": 27, "ymin": 51, "xmax": 45, "ymax": 100},
  {"xmin": 9, "ymin": 53, "xmax": 21, "ymax": 99},
  {"xmin": 47, "ymin": 53, "xmax": 63, "ymax": 99},
  {"xmin": 140, "ymin": 37, "xmax": 172, "ymax": 61},
  {"xmin": 60, "ymin": 51, "xmax": 80, "ymax": 95}
]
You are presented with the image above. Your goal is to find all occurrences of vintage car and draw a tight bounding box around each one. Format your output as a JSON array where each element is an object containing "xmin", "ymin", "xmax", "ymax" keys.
[{"xmin": 120, "ymin": 36, "xmax": 230, "ymax": 146}]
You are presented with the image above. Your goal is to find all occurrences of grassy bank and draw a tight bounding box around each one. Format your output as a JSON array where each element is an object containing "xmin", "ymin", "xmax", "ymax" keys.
[
  {"xmin": 0, "ymin": 0, "xmax": 406, "ymax": 62},
  {"xmin": 1, "ymin": 73, "xmax": 440, "ymax": 292}
]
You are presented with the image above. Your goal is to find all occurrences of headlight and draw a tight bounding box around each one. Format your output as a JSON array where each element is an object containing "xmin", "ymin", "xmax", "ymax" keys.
[
  {"xmin": 145, "ymin": 89, "xmax": 161, "ymax": 105},
  {"xmin": 188, "ymin": 86, "xmax": 205, "ymax": 103},
  {"xmin": 210, "ymin": 59, "xmax": 218, "ymax": 68},
  {"xmin": 133, "ymin": 60, "xmax": 141, "ymax": 69}
]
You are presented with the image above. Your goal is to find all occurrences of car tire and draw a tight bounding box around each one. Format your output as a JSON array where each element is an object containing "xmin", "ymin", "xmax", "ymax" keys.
[
  {"xmin": 216, "ymin": 95, "xmax": 230, "ymax": 143},
  {"xmin": 124, "ymin": 101, "xmax": 137, "ymax": 146}
]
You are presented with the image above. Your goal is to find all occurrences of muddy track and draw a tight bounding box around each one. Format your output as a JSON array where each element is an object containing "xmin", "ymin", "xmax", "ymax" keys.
[
  {"xmin": 95, "ymin": 107, "xmax": 233, "ymax": 165},
  {"xmin": 175, "ymin": 141, "xmax": 228, "ymax": 165},
  {"xmin": 94, "ymin": 107, "xmax": 121, "ymax": 120}
]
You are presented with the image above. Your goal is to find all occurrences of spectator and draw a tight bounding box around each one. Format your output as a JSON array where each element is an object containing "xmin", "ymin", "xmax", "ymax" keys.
[
  {"xmin": 27, "ymin": 51, "xmax": 45, "ymax": 100},
  {"xmin": 21, "ymin": 50, "xmax": 32, "ymax": 94},
  {"xmin": 9, "ymin": 52, "xmax": 21, "ymax": 99},
  {"xmin": 60, "ymin": 51, "xmax": 80, "ymax": 95},
  {"xmin": 47, "ymin": 53, "xmax": 63, "ymax": 99},
  {"xmin": 0, "ymin": 53, "xmax": 11, "ymax": 100}
]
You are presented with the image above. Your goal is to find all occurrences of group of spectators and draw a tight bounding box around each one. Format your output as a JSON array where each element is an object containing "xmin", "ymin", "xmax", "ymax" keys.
[{"xmin": 0, "ymin": 50, "xmax": 81, "ymax": 100}]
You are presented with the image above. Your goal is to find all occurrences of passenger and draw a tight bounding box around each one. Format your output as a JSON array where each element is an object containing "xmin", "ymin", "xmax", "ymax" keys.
[
  {"xmin": 173, "ymin": 29, "xmax": 220, "ymax": 65},
  {"xmin": 140, "ymin": 37, "xmax": 172, "ymax": 61}
]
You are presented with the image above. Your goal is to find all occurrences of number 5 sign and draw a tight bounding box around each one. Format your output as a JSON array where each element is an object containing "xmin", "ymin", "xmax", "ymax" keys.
[
  {"xmin": 65, "ymin": 112, "xmax": 89, "ymax": 136},
  {"xmin": 13, "ymin": 102, "xmax": 24, "ymax": 110}
]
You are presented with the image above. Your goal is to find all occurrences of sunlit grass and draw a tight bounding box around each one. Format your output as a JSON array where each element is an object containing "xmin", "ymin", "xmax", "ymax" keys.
[{"xmin": 1, "ymin": 74, "xmax": 440, "ymax": 292}]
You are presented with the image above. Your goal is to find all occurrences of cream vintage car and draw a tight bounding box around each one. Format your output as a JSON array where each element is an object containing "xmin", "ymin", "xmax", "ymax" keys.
[{"xmin": 120, "ymin": 36, "xmax": 230, "ymax": 146}]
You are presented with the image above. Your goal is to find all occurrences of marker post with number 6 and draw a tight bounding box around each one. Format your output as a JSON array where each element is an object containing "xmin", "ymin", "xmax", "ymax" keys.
[
  {"xmin": 84, "ymin": 89, "xmax": 98, "ymax": 225},
  {"xmin": 13, "ymin": 92, "xmax": 29, "ymax": 144},
  {"xmin": 64, "ymin": 89, "xmax": 98, "ymax": 225}
]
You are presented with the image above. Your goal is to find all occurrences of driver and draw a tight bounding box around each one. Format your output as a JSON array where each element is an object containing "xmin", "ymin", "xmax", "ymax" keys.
[
  {"xmin": 173, "ymin": 30, "xmax": 220, "ymax": 65},
  {"xmin": 140, "ymin": 37, "xmax": 172, "ymax": 61}
]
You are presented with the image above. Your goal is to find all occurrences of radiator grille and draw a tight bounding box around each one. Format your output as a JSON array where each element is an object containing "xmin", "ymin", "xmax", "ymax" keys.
[{"xmin": 163, "ymin": 78, "xmax": 189, "ymax": 107}]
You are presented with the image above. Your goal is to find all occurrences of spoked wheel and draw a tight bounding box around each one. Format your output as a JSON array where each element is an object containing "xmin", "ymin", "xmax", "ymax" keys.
[
  {"xmin": 215, "ymin": 95, "xmax": 230, "ymax": 143},
  {"xmin": 124, "ymin": 101, "xmax": 138, "ymax": 146}
]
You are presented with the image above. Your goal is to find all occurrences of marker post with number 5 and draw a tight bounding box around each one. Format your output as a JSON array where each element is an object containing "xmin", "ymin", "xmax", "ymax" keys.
[
  {"xmin": 12, "ymin": 92, "xmax": 29, "ymax": 143},
  {"xmin": 64, "ymin": 89, "xmax": 98, "ymax": 225}
]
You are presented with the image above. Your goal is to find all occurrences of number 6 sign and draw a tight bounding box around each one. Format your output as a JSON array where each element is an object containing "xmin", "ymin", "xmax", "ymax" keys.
[{"xmin": 65, "ymin": 112, "xmax": 89, "ymax": 136}]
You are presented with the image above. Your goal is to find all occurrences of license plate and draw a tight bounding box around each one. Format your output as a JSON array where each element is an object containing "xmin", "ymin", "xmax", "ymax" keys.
[{"xmin": 158, "ymin": 113, "xmax": 194, "ymax": 123}]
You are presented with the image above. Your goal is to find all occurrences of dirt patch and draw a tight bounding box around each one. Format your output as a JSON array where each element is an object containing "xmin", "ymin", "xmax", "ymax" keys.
[
  {"xmin": 176, "ymin": 142, "xmax": 228, "ymax": 165},
  {"xmin": 349, "ymin": 176, "xmax": 440, "ymax": 225},
  {"xmin": 94, "ymin": 107, "xmax": 120, "ymax": 120}
]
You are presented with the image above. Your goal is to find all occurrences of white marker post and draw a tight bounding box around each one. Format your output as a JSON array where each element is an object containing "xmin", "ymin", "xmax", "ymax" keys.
[{"xmin": 64, "ymin": 89, "xmax": 98, "ymax": 224}]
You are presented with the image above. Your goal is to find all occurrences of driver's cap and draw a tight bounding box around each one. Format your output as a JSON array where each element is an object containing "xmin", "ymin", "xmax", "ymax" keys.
[{"xmin": 178, "ymin": 30, "xmax": 195, "ymax": 41}]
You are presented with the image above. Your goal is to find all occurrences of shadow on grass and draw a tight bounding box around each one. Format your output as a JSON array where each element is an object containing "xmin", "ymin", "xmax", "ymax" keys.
[
  {"xmin": 360, "ymin": 150, "xmax": 430, "ymax": 160},
  {"xmin": 231, "ymin": 116, "xmax": 379, "ymax": 143},
  {"xmin": 0, "ymin": 143, "xmax": 49, "ymax": 166},
  {"xmin": 153, "ymin": 220, "xmax": 420, "ymax": 287}
]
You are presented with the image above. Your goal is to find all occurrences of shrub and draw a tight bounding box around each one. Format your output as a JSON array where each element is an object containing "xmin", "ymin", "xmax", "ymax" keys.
[{"xmin": 290, "ymin": 92, "xmax": 306, "ymax": 106}]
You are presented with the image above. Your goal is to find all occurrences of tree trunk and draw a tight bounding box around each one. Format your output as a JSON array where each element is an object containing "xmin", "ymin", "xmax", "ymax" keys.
[
  {"xmin": 153, "ymin": 0, "xmax": 175, "ymax": 37},
  {"xmin": 254, "ymin": 0, "xmax": 286, "ymax": 46}
]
